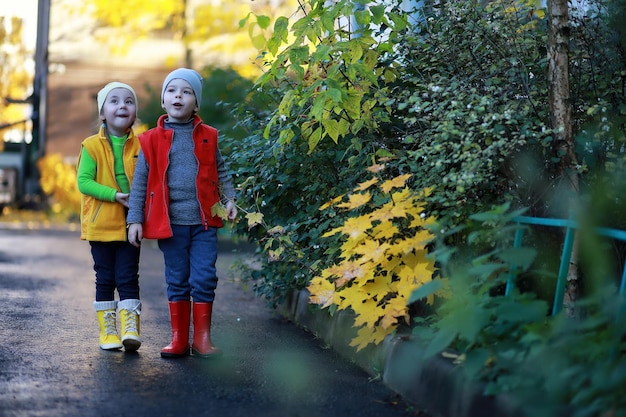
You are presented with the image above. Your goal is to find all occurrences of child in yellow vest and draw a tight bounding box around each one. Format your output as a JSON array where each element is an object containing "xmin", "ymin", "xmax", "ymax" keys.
[{"xmin": 77, "ymin": 82, "xmax": 142, "ymax": 351}]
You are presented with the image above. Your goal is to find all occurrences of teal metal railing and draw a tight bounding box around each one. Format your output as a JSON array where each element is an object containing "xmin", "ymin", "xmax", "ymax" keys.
[{"xmin": 505, "ymin": 216, "xmax": 626, "ymax": 315}]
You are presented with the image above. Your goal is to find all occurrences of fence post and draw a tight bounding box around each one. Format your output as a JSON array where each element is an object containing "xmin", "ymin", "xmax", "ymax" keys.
[
  {"xmin": 552, "ymin": 224, "xmax": 576, "ymax": 315},
  {"xmin": 505, "ymin": 225, "xmax": 525, "ymax": 296}
]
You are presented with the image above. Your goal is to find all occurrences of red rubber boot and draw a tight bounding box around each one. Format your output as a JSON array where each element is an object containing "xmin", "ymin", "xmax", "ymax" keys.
[
  {"xmin": 191, "ymin": 302, "xmax": 221, "ymax": 358},
  {"xmin": 161, "ymin": 301, "xmax": 191, "ymax": 358}
]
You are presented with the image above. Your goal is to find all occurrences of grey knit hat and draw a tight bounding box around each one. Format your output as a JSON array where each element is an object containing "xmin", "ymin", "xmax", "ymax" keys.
[{"xmin": 161, "ymin": 68, "xmax": 203, "ymax": 109}]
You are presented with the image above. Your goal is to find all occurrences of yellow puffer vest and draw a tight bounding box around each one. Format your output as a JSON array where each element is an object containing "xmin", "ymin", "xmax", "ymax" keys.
[{"xmin": 79, "ymin": 127, "xmax": 141, "ymax": 242}]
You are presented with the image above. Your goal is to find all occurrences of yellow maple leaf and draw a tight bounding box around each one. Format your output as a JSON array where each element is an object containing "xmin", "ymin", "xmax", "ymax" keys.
[
  {"xmin": 327, "ymin": 259, "xmax": 370, "ymax": 287},
  {"xmin": 412, "ymin": 260, "xmax": 436, "ymax": 286},
  {"xmin": 380, "ymin": 174, "xmax": 412, "ymax": 193},
  {"xmin": 352, "ymin": 262, "xmax": 376, "ymax": 287},
  {"xmin": 380, "ymin": 253, "xmax": 402, "ymax": 271},
  {"xmin": 392, "ymin": 260, "xmax": 436, "ymax": 303},
  {"xmin": 394, "ymin": 264, "xmax": 417, "ymax": 286},
  {"xmin": 366, "ymin": 163, "xmax": 386, "ymax": 173},
  {"xmin": 360, "ymin": 274, "xmax": 393, "ymax": 297},
  {"xmin": 340, "ymin": 237, "xmax": 361, "ymax": 254},
  {"xmin": 350, "ymin": 325, "xmax": 389, "ymax": 352},
  {"xmin": 351, "ymin": 298, "xmax": 382, "ymax": 328},
  {"xmin": 404, "ymin": 230, "xmax": 435, "ymax": 252},
  {"xmin": 369, "ymin": 199, "xmax": 409, "ymax": 223},
  {"xmin": 335, "ymin": 283, "xmax": 365, "ymax": 311},
  {"xmin": 337, "ymin": 191, "xmax": 372, "ymax": 210},
  {"xmin": 386, "ymin": 237, "xmax": 415, "ymax": 257},
  {"xmin": 380, "ymin": 297, "xmax": 408, "ymax": 329},
  {"xmin": 267, "ymin": 225, "xmax": 285, "ymax": 236},
  {"xmin": 340, "ymin": 215, "xmax": 373, "ymax": 240},
  {"xmin": 354, "ymin": 177, "xmax": 379, "ymax": 192},
  {"xmin": 371, "ymin": 223, "xmax": 399, "ymax": 240},
  {"xmin": 245, "ymin": 212, "xmax": 264, "ymax": 230},
  {"xmin": 307, "ymin": 277, "xmax": 338, "ymax": 309},
  {"xmin": 408, "ymin": 212, "xmax": 431, "ymax": 229},
  {"xmin": 312, "ymin": 181, "xmax": 439, "ymax": 352},
  {"xmin": 351, "ymin": 240, "xmax": 390, "ymax": 265},
  {"xmin": 319, "ymin": 195, "xmax": 344, "ymax": 211},
  {"xmin": 390, "ymin": 186, "xmax": 413, "ymax": 203},
  {"xmin": 211, "ymin": 202, "xmax": 227, "ymax": 219},
  {"xmin": 322, "ymin": 226, "xmax": 344, "ymax": 238}
]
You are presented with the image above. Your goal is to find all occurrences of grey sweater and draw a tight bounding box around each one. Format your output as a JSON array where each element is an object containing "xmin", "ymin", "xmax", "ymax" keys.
[{"xmin": 127, "ymin": 119, "xmax": 235, "ymax": 225}]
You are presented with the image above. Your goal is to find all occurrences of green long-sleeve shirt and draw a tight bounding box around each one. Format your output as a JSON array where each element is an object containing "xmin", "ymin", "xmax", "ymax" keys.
[{"xmin": 77, "ymin": 134, "xmax": 130, "ymax": 201}]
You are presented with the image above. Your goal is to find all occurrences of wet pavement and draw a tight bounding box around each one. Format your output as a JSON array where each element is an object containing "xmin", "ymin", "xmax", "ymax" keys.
[{"xmin": 0, "ymin": 226, "xmax": 422, "ymax": 417}]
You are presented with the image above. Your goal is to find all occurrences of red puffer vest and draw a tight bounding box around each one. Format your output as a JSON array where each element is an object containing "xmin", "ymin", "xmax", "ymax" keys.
[{"xmin": 138, "ymin": 114, "xmax": 223, "ymax": 239}]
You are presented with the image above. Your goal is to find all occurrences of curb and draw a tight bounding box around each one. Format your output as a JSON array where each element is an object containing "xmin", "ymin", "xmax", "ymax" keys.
[{"xmin": 278, "ymin": 289, "xmax": 524, "ymax": 417}]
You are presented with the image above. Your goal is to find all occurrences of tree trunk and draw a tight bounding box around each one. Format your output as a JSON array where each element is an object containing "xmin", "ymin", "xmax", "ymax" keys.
[{"xmin": 547, "ymin": 0, "xmax": 579, "ymax": 316}]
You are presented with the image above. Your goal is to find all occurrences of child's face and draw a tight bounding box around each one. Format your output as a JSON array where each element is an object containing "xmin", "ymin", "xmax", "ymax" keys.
[
  {"xmin": 162, "ymin": 78, "xmax": 197, "ymax": 123},
  {"xmin": 100, "ymin": 87, "xmax": 137, "ymax": 137}
]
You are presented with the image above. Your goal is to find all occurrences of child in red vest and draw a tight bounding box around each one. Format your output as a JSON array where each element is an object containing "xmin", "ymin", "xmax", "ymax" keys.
[{"xmin": 127, "ymin": 68, "xmax": 237, "ymax": 358}]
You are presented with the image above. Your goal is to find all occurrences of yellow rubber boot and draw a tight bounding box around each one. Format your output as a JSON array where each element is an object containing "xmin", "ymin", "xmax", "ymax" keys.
[
  {"xmin": 94, "ymin": 301, "xmax": 122, "ymax": 350},
  {"xmin": 118, "ymin": 299, "xmax": 141, "ymax": 352}
]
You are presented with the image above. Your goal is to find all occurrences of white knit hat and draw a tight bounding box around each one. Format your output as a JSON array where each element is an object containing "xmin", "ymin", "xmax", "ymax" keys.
[
  {"xmin": 97, "ymin": 82, "xmax": 138, "ymax": 114},
  {"xmin": 161, "ymin": 68, "xmax": 203, "ymax": 109}
]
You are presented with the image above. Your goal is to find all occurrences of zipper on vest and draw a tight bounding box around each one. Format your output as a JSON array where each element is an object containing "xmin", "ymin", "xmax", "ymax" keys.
[
  {"xmin": 147, "ymin": 192, "xmax": 154, "ymax": 219},
  {"xmin": 91, "ymin": 202, "xmax": 103, "ymax": 223}
]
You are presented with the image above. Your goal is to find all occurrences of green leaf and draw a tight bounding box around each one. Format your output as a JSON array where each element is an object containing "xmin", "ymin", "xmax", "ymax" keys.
[
  {"xmin": 307, "ymin": 127, "xmax": 324, "ymax": 153},
  {"xmin": 322, "ymin": 118, "xmax": 340, "ymax": 143},
  {"xmin": 424, "ymin": 328, "xmax": 457, "ymax": 358},
  {"xmin": 289, "ymin": 46, "xmax": 309, "ymax": 65},
  {"xmin": 388, "ymin": 12, "xmax": 407, "ymax": 31},
  {"xmin": 274, "ymin": 16, "xmax": 289, "ymax": 42},
  {"xmin": 252, "ymin": 34, "xmax": 266, "ymax": 50},
  {"xmin": 354, "ymin": 9, "xmax": 370, "ymax": 27},
  {"xmin": 370, "ymin": 5, "xmax": 386, "ymax": 25},
  {"xmin": 256, "ymin": 15, "xmax": 271, "ymax": 29},
  {"xmin": 467, "ymin": 263, "xmax": 505, "ymax": 278},
  {"xmin": 278, "ymin": 128, "xmax": 295, "ymax": 145},
  {"xmin": 408, "ymin": 280, "xmax": 443, "ymax": 304},
  {"xmin": 327, "ymin": 87, "xmax": 342, "ymax": 104},
  {"xmin": 464, "ymin": 348, "xmax": 492, "ymax": 379},
  {"xmin": 495, "ymin": 299, "xmax": 548, "ymax": 323},
  {"xmin": 497, "ymin": 247, "xmax": 537, "ymax": 271},
  {"xmin": 349, "ymin": 41, "xmax": 364, "ymax": 64},
  {"xmin": 238, "ymin": 13, "xmax": 251, "ymax": 29},
  {"xmin": 343, "ymin": 94, "xmax": 361, "ymax": 119},
  {"xmin": 321, "ymin": 12, "xmax": 336, "ymax": 34}
]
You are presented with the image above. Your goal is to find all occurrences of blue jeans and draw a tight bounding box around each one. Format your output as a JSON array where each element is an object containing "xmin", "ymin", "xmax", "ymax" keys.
[
  {"xmin": 90, "ymin": 241, "xmax": 141, "ymax": 301},
  {"xmin": 157, "ymin": 224, "xmax": 219, "ymax": 302}
]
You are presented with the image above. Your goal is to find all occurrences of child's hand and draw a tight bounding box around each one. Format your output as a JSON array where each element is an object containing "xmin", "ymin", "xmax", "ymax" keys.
[
  {"xmin": 226, "ymin": 200, "xmax": 238, "ymax": 221},
  {"xmin": 115, "ymin": 192, "xmax": 130, "ymax": 208},
  {"xmin": 127, "ymin": 223, "xmax": 143, "ymax": 247}
]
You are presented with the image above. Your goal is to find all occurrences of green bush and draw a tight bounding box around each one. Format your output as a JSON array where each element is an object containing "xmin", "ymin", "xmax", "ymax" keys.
[
  {"xmin": 412, "ymin": 203, "xmax": 626, "ymax": 417},
  {"xmin": 228, "ymin": 0, "xmax": 626, "ymax": 305}
]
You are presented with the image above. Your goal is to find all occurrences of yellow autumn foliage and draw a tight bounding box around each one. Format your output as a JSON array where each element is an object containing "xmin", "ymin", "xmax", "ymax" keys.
[
  {"xmin": 308, "ymin": 168, "xmax": 438, "ymax": 351},
  {"xmin": 37, "ymin": 153, "xmax": 81, "ymax": 217}
]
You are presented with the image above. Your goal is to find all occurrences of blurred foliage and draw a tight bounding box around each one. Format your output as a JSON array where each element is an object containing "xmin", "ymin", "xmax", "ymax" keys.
[
  {"xmin": 0, "ymin": 15, "xmax": 34, "ymax": 151},
  {"xmin": 37, "ymin": 153, "xmax": 81, "ymax": 218},
  {"xmin": 66, "ymin": 0, "xmax": 301, "ymax": 77},
  {"xmin": 412, "ymin": 202, "xmax": 626, "ymax": 417}
]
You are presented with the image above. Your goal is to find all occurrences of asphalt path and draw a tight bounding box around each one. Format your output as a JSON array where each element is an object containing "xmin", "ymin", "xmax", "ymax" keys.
[{"xmin": 0, "ymin": 226, "xmax": 422, "ymax": 417}]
